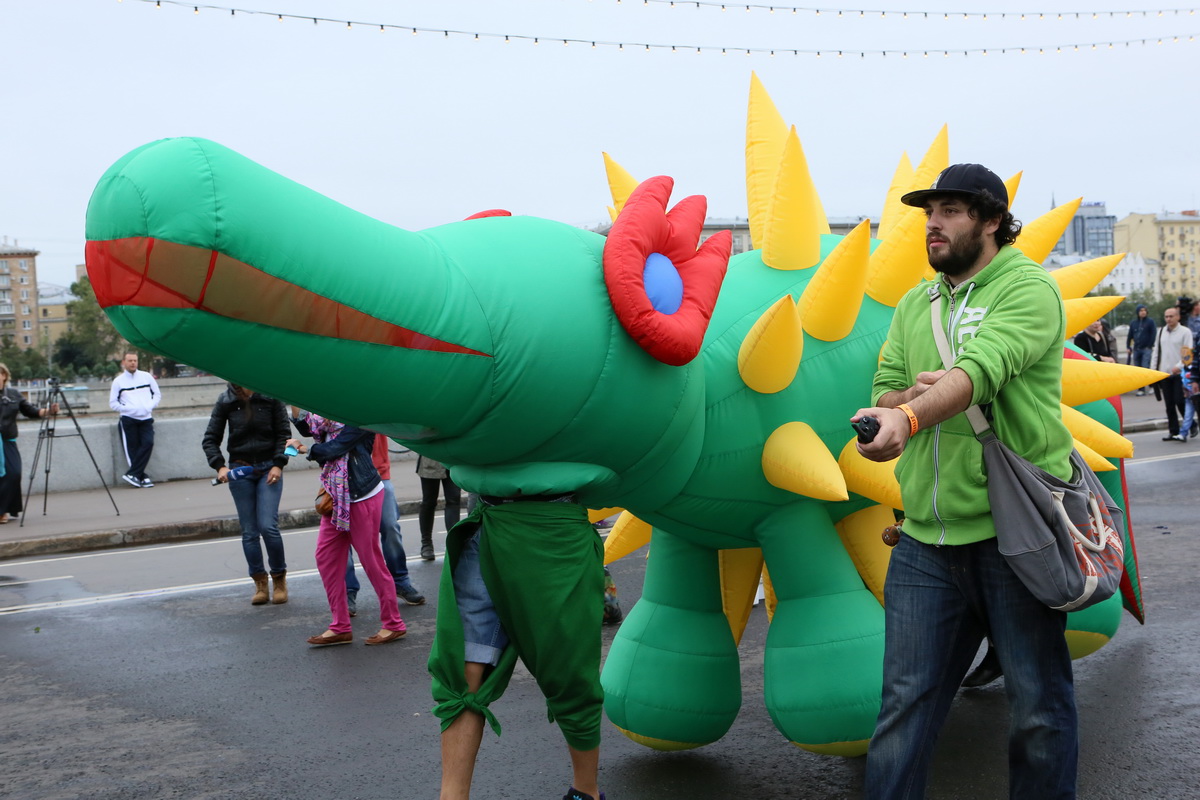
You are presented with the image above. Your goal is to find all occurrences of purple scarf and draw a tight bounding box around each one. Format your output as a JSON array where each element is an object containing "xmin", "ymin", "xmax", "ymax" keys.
[{"xmin": 306, "ymin": 413, "xmax": 351, "ymax": 532}]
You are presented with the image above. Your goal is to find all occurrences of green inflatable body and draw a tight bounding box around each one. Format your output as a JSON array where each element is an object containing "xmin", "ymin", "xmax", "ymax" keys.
[{"xmin": 84, "ymin": 83, "xmax": 1151, "ymax": 757}]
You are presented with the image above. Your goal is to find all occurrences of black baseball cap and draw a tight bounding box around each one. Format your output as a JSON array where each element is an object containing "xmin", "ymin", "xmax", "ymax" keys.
[{"xmin": 900, "ymin": 163, "xmax": 1009, "ymax": 208}]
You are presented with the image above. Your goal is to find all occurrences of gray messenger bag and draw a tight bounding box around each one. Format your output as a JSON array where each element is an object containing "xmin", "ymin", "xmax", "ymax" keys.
[{"xmin": 929, "ymin": 291, "xmax": 1125, "ymax": 612}]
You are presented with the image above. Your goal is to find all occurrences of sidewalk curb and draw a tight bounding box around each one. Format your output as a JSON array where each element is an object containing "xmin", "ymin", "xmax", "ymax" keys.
[{"xmin": 0, "ymin": 499, "xmax": 429, "ymax": 560}]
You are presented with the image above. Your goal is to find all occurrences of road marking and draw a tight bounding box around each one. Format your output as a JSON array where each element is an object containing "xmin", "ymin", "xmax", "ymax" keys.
[
  {"xmin": 1127, "ymin": 452, "xmax": 1200, "ymax": 466},
  {"xmin": 0, "ymin": 575, "xmax": 73, "ymax": 587},
  {"xmin": 0, "ymin": 568, "xmax": 323, "ymax": 616}
]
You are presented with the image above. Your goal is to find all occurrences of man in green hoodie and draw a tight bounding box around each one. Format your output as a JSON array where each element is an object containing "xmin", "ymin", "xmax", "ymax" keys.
[{"xmin": 852, "ymin": 164, "xmax": 1078, "ymax": 799}]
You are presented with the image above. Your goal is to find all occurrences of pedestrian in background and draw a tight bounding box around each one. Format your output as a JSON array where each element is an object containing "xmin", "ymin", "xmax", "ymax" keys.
[
  {"xmin": 1126, "ymin": 305, "xmax": 1156, "ymax": 394},
  {"xmin": 416, "ymin": 454, "xmax": 461, "ymax": 561},
  {"xmin": 202, "ymin": 383, "xmax": 291, "ymax": 606},
  {"xmin": 290, "ymin": 411, "xmax": 405, "ymax": 647},
  {"xmin": 109, "ymin": 351, "xmax": 160, "ymax": 488},
  {"xmin": 0, "ymin": 364, "xmax": 58, "ymax": 524},
  {"xmin": 1151, "ymin": 306, "xmax": 1194, "ymax": 443}
]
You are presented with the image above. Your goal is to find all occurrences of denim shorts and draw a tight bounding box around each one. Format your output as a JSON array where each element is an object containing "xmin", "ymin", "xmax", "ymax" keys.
[{"xmin": 453, "ymin": 524, "xmax": 509, "ymax": 666}]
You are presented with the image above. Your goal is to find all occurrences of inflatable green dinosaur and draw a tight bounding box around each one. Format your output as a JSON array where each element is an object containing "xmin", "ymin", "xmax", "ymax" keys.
[{"xmin": 85, "ymin": 76, "xmax": 1154, "ymax": 756}]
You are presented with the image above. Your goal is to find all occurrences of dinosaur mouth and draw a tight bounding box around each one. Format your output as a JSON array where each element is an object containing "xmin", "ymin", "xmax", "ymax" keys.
[{"xmin": 85, "ymin": 237, "xmax": 490, "ymax": 357}]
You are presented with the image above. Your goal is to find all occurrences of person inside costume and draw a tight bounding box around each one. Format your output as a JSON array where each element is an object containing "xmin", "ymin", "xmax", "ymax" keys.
[{"xmin": 430, "ymin": 492, "xmax": 606, "ymax": 800}]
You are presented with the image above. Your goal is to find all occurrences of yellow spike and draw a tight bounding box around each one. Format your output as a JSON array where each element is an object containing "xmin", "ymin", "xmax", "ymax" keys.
[
  {"xmin": 761, "ymin": 126, "xmax": 829, "ymax": 270},
  {"xmin": 1064, "ymin": 295, "xmax": 1125, "ymax": 338},
  {"xmin": 602, "ymin": 153, "xmax": 639, "ymax": 217},
  {"xmin": 763, "ymin": 422, "xmax": 848, "ymax": 501},
  {"xmin": 797, "ymin": 219, "xmax": 871, "ymax": 341},
  {"xmin": 738, "ymin": 295, "xmax": 803, "ymax": 393},
  {"xmin": 602, "ymin": 510, "xmax": 653, "ymax": 565},
  {"xmin": 588, "ymin": 506, "xmax": 622, "ymax": 524},
  {"xmin": 837, "ymin": 439, "xmax": 904, "ymax": 510},
  {"xmin": 1015, "ymin": 197, "xmax": 1082, "ymax": 263},
  {"xmin": 745, "ymin": 73, "xmax": 790, "ymax": 251},
  {"xmin": 1074, "ymin": 439, "xmax": 1116, "ymax": 472},
  {"xmin": 878, "ymin": 152, "xmax": 914, "ymax": 240},
  {"xmin": 718, "ymin": 548, "xmax": 765, "ymax": 645},
  {"xmin": 1061, "ymin": 359, "xmax": 1163, "ymax": 407},
  {"xmin": 865, "ymin": 205, "xmax": 928, "ymax": 307},
  {"xmin": 1004, "ymin": 171, "xmax": 1023, "ymax": 208},
  {"xmin": 835, "ymin": 504, "xmax": 897, "ymax": 606},
  {"xmin": 909, "ymin": 124, "xmax": 949, "ymax": 197},
  {"xmin": 1060, "ymin": 403, "xmax": 1134, "ymax": 459},
  {"xmin": 762, "ymin": 565, "xmax": 778, "ymax": 622},
  {"xmin": 607, "ymin": 206, "xmax": 618, "ymax": 223},
  {"xmin": 1052, "ymin": 253, "xmax": 1126, "ymax": 300}
]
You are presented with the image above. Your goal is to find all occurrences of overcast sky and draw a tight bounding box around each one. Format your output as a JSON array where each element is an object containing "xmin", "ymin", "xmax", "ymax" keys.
[{"xmin": 4, "ymin": 0, "xmax": 1197, "ymax": 288}]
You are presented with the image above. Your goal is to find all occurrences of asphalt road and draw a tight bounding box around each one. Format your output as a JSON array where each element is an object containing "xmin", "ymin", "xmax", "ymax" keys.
[{"xmin": 1, "ymin": 434, "xmax": 1197, "ymax": 800}]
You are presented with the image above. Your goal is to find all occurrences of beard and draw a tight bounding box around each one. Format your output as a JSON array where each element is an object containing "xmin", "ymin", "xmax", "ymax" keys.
[{"xmin": 929, "ymin": 221, "xmax": 986, "ymax": 278}]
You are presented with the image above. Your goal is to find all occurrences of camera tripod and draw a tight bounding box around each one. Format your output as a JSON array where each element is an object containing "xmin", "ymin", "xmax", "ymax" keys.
[{"xmin": 20, "ymin": 380, "xmax": 119, "ymax": 526}]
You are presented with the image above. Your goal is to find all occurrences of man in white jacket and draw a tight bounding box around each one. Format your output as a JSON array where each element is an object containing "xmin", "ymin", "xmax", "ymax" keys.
[
  {"xmin": 109, "ymin": 352, "xmax": 162, "ymax": 487},
  {"xmin": 1150, "ymin": 306, "xmax": 1194, "ymax": 442}
]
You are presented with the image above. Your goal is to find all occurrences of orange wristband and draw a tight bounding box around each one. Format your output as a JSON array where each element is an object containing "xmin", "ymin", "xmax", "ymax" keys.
[{"xmin": 897, "ymin": 403, "xmax": 919, "ymax": 436}]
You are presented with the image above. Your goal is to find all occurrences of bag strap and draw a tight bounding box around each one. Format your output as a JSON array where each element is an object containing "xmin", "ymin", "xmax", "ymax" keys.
[{"xmin": 929, "ymin": 290, "xmax": 991, "ymax": 436}]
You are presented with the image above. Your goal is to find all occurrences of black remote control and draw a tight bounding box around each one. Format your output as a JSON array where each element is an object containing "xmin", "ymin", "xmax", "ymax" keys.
[{"xmin": 852, "ymin": 416, "xmax": 880, "ymax": 443}]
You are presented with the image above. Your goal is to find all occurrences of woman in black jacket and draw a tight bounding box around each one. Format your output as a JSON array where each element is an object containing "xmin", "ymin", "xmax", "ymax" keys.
[
  {"xmin": 202, "ymin": 384, "xmax": 291, "ymax": 605},
  {"xmin": 0, "ymin": 364, "xmax": 57, "ymax": 524}
]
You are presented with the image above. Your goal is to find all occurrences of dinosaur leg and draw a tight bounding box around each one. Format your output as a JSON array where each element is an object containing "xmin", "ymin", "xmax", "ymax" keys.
[
  {"xmin": 601, "ymin": 528, "xmax": 741, "ymax": 750},
  {"xmin": 757, "ymin": 502, "xmax": 885, "ymax": 756}
]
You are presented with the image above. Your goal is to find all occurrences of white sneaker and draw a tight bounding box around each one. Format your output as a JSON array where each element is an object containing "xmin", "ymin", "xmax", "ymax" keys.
[{"xmin": 121, "ymin": 474, "xmax": 141, "ymax": 488}]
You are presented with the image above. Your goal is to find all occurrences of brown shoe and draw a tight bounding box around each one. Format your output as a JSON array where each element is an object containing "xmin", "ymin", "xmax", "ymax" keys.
[
  {"xmin": 270, "ymin": 571, "xmax": 288, "ymax": 604},
  {"xmin": 306, "ymin": 631, "xmax": 353, "ymax": 647},
  {"xmin": 251, "ymin": 573, "xmax": 270, "ymax": 605},
  {"xmin": 364, "ymin": 629, "xmax": 406, "ymax": 646}
]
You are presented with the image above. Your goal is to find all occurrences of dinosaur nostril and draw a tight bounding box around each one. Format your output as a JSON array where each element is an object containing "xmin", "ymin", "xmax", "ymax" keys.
[{"xmin": 643, "ymin": 253, "xmax": 683, "ymax": 315}]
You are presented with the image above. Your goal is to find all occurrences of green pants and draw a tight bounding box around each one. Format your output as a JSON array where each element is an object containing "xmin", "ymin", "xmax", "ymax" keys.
[{"xmin": 428, "ymin": 500, "xmax": 605, "ymax": 751}]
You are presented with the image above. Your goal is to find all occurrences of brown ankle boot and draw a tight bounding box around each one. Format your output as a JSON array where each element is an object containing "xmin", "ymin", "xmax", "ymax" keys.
[
  {"xmin": 251, "ymin": 573, "xmax": 269, "ymax": 605},
  {"xmin": 270, "ymin": 571, "xmax": 288, "ymax": 604}
]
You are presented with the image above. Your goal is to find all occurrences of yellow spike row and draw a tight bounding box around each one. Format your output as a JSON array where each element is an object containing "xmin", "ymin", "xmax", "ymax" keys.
[
  {"xmin": 1052, "ymin": 254, "xmax": 1126, "ymax": 301},
  {"xmin": 1064, "ymin": 295, "xmax": 1125, "ymax": 338},
  {"xmin": 866, "ymin": 205, "xmax": 928, "ymax": 307},
  {"xmin": 602, "ymin": 153, "xmax": 638, "ymax": 218},
  {"xmin": 763, "ymin": 422, "xmax": 848, "ymax": 501},
  {"xmin": 878, "ymin": 152, "xmax": 914, "ymax": 240},
  {"xmin": 602, "ymin": 510, "xmax": 653, "ymax": 565},
  {"xmin": 797, "ymin": 219, "xmax": 871, "ymax": 341},
  {"xmin": 1015, "ymin": 197, "xmax": 1082, "ymax": 263},
  {"xmin": 1004, "ymin": 171, "xmax": 1023, "ymax": 208},
  {"xmin": 1060, "ymin": 403, "xmax": 1134, "ymax": 459},
  {"xmin": 738, "ymin": 295, "xmax": 804, "ymax": 393},
  {"xmin": 1060, "ymin": 359, "xmax": 1164, "ymax": 407},
  {"xmin": 909, "ymin": 124, "xmax": 949, "ymax": 197},
  {"xmin": 718, "ymin": 548, "xmax": 765, "ymax": 645},
  {"xmin": 761, "ymin": 126, "xmax": 829, "ymax": 270},
  {"xmin": 834, "ymin": 504, "xmax": 897, "ymax": 606},
  {"xmin": 745, "ymin": 72, "xmax": 790, "ymax": 251},
  {"xmin": 837, "ymin": 438, "xmax": 904, "ymax": 510},
  {"xmin": 588, "ymin": 506, "xmax": 622, "ymax": 524},
  {"xmin": 1074, "ymin": 438, "xmax": 1116, "ymax": 472}
]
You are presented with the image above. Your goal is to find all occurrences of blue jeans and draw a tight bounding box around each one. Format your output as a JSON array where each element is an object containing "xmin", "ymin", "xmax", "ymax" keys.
[
  {"xmin": 227, "ymin": 462, "xmax": 286, "ymax": 577},
  {"xmin": 454, "ymin": 524, "xmax": 508, "ymax": 666},
  {"xmin": 346, "ymin": 480, "xmax": 415, "ymax": 591},
  {"xmin": 865, "ymin": 534, "xmax": 1077, "ymax": 800},
  {"xmin": 1132, "ymin": 347, "xmax": 1152, "ymax": 370}
]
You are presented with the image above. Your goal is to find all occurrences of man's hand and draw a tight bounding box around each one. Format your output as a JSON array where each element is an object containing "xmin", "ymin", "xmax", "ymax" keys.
[
  {"xmin": 851, "ymin": 407, "xmax": 911, "ymax": 462},
  {"xmin": 216, "ymin": 466, "xmax": 230, "ymax": 484},
  {"xmin": 266, "ymin": 466, "xmax": 282, "ymax": 485},
  {"xmin": 911, "ymin": 370, "xmax": 945, "ymax": 397}
]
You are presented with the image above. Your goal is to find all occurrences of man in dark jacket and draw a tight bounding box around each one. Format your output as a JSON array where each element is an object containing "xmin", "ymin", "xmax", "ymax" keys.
[{"xmin": 1127, "ymin": 304, "xmax": 1156, "ymax": 394}]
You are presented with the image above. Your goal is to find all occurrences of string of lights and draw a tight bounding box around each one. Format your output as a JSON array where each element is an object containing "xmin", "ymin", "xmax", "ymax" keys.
[
  {"xmin": 597, "ymin": 0, "xmax": 1199, "ymax": 21},
  {"xmin": 124, "ymin": 0, "xmax": 1200, "ymax": 58}
]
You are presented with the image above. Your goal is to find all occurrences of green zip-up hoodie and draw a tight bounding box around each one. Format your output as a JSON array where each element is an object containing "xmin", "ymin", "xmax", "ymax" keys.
[{"xmin": 871, "ymin": 245, "xmax": 1074, "ymax": 545}]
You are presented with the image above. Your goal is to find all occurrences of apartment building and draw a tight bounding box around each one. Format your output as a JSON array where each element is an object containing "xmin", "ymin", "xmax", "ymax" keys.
[
  {"xmin": 1114, "ymin": 211, "xmax": 1200, "ymax": 298},
  {"xmin": 0, "ymin": 240, "xmax": 42, "ymax": 349}
]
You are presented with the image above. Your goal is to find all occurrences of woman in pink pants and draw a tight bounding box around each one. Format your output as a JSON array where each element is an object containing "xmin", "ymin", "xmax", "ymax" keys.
[{"xmin": 288, "ymin": 413, "xmax": 404, "ymax": 646}]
